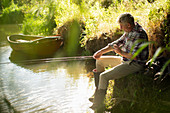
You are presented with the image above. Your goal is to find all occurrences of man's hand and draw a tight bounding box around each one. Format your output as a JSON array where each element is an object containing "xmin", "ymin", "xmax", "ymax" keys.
[
  {"xmin": 113, "ymin": 44, "xmax": 136, "ymax": 60},
  {"xmin": 113, "ymin": 44, "xmax": 122, "ymax": 54},
  {"xmin": 93, "ymin": 51, "xmax": 103, "ymax": 59},
  {"xmin": 93, "ymin": 45, "xmax": 114, "ymax": 60}
]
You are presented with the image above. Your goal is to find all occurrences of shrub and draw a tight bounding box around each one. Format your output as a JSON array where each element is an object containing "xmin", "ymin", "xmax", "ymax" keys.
[{"xmin": 0, "ymin": 2, "xmax": 24, "ymax": 24}]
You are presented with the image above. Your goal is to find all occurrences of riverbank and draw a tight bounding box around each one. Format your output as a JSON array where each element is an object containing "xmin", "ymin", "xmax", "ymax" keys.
[
  {"xmin": 0, "ymin": 0, "xmax": 169, "ymax": 112},
  {"xmin": 106, "ymin": 65, "xmax": 170, "ymax": 113}
]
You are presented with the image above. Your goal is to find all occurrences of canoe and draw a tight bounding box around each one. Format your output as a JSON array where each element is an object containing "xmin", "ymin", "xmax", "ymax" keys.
[{"xmin": 7, "ymin": 34, "xmax": 63, "ymax": 57}]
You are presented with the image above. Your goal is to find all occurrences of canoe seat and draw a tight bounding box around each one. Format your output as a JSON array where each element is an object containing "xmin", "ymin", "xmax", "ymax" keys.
[{"xmin": 17, "ymin": 39, "xmax": 31, "ymax": 43}]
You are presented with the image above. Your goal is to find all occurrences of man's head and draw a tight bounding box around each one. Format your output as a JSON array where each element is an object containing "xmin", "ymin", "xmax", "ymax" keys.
[{"xmin": 117, "ymin": 13, "xmax": 135, "ymax": 32}]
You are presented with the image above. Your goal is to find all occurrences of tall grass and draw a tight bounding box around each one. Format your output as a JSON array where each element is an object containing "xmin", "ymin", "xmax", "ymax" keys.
[
  {"xmin": 0, "ymin": 0, "xmax": 169, "ymax": 49},
  {"xmin": 0, "ymin": 1, "xmax": 24, "ymax": 24},
  {"xmin": 2, "ymin": 0, "xmax": 167, "ymax": 58},
  {"xmin": 15, "ymin": 0, "xmax": 167, "ymax": 38},
  {"xmin": 1, "ymin": 0, "xmax": 169, "ymax": 35}
]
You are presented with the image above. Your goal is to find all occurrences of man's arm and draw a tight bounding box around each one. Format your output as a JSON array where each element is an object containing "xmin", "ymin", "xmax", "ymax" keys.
[
  {"xmin": 113, "ymin": 44, "xmax": 136, "ymax": 60},
  {"xmin": 93, "ymin": 45, "xmax": 113, "ymax": 59}
]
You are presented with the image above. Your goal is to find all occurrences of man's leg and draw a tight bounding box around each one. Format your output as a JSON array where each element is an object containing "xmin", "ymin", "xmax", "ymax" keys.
[
  {"xmin": 90, "ymin": 56, "xmax": 122, "ymax": 99},
  {"xmin": 96, "ymin": 56, "xmax": 122, "ymax": 72},
  {"xmin": 89, "ymin": 56, "xmax": 122, "ymax": 103},
  {"xmin": 89, "ymin": 71, "xmax": 100, "ymax": 102},
  {"xmin": 91, "ymin": 61, "xmax": 144, "ymax": 110},
  {"xmin": 90, "ymin": 56, "xmax": 122, "ymax": 109},
  {"xmin": 98, "ymin": 61, "xmax": 144, "ymax": 90}
]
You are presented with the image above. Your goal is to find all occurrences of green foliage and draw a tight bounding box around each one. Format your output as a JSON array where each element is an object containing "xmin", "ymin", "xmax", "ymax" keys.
[
  {"xmin": 1, "ymin": 0, "xmax": 169, "ymax": 35},
  {"xmin": 108, "ymin": 72, "xmax": 170, "ymax": 113},
  {"xmin": 0, "ymin": 0, "xmax": 169, "ymax": 112},
  {"xmin": 1, "ymin": 0, "xmax": 169, "ymax": 57},
  {"xmin": 146, "ymin": 0, "xmax": 169, "ymax": 37},
  {"xmin": 131, "ymin": 41, "xmax": 153, "ymax": 60},
  {"xmin": 0, "ymin": 2, "xmax": 24, "ymax": 24},
  {"xmin": 22, "ymin": 0, "xmax": 57, "ymax": 35},
  {"xmin": 0, "ymin": 0, "xmax": 11, "ymax": 10},
  {"xmin": 21, "ymin": 0, "xmax": 81, "ymax": 35},
  {"xmin": 149, "ymin": 47, "xmax": 164, "ymax": 66},
  {"xmin": 149, "ymin": 46, "xmax": 170, "ymax": 75},
  {"xmin": 53, "ymin": 0, "xmax": 79, "ymax": 27},
  {"xmin": 2, "ymin": 0, "xmax": 169, "ymax": 39},
  {"xmin": 65, "ymin": 19, "xmax": 81, "ymax": 56},
  {"xmin": 161, "ymin": 59, "xmax": 170, "ymax": 75}
]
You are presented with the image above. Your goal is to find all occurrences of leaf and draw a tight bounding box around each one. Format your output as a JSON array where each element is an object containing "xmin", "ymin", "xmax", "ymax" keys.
[
  {"xmin": 130, "ymin": 39, "xmax": 146, "ymax": 53},
  {"xmin": 149, "ymin": 47, "xmax": 165, "ymax": 67},
  {"xmin": 131, "ymin": 42, "xmax": 152, "ymax": 60},
  {"xmin": 160, "ymin": 59, "xmax": 170, "ymax": 75}
]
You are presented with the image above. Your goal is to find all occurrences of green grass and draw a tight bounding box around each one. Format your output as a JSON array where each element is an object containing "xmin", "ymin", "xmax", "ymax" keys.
[
  {"xmin": 20, "ymin": 0, "xmax": 169, "ymax": 51},
  {"xmin": 105, "ymin": 72, "xmax": 170, "ymax": 113},
  {"xmin": 1, "ymin": 0, "xmax": 169, "ymax": 44}
]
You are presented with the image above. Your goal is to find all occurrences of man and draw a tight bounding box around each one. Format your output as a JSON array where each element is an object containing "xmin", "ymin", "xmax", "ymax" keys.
[{"xmin": 89, "ymin": 13, "xmax": 149, "ymax": 110}]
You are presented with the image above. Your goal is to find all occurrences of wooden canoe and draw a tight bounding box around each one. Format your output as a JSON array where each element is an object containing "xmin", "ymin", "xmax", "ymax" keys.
[{"xmin": 7, "ymin": 34, "xmax": 63, "ymax": 57}]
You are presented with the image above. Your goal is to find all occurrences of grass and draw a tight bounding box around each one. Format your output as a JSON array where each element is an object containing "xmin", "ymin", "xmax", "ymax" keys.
[
  {"xmin": 20, "ymin": 0, "xmax": 169, "ymax": 56},
  {"xmin": 1, "ymin": 0, "xmax": 169, "ymax": 45},
  {"xmin": 104, "ymin": 72, "xmax": 170, "ymax": 113}
]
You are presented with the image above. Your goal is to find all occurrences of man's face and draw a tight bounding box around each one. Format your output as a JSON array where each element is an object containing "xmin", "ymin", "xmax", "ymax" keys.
[{"xmin": 119, "ymin": 23, "xmax": 132, "ymax": 32}]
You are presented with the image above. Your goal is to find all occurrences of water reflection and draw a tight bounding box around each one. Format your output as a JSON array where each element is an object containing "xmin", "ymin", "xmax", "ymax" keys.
[
  {"xmin": 9, "ymin": 50, "xmax": 95, "ymax": 73},
  {"xmin": 0, "ymin": 24, "xmax": 21, "ymax": 46},
  {"xmin": 0, "ymin": 52, "xmax": 96, "ymax": 112},
  {"xmin": 0, "ymin": 24, "xmax": 96, "ymax": 113}
]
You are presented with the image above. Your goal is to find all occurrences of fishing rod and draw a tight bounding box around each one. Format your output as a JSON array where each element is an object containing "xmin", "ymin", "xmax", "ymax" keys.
[{"xmin": 0, "ymin": 56, "xmax": 94, "ymax": 65}]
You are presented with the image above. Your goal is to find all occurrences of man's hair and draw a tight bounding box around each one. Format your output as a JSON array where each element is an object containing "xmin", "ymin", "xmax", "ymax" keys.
[{"xmin": 117, "ymin": 13, "xmax": 135, "ymax": 25}]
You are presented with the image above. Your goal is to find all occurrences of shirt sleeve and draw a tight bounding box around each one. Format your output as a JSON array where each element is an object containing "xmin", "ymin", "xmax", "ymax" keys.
[
  {"xmin": 108, "ymin": 33, "xmax": 126, "ymax": 48},
  {"xmin": 131, "ymin": 33, "xmax": 149, "ymax": 61},
  {"xmin": 131, "ymin": 33, "xmax": 141, "ymax": 55}
]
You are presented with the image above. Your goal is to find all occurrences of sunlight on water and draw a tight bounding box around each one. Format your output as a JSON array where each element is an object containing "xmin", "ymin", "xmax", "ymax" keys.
[
  {"xmin": 0, "ymin": 24, "xmax": 96, "ymax": 113},
  {"xmin": 0, "ymin": 60, "xmax": 95, "ymax": 113},
  {"xmin": 0, "ymin": 49, "xmax": 95, "ymax": 113}
]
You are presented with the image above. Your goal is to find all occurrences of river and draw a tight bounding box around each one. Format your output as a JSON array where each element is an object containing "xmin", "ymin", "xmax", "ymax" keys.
[{"xmin": 0, "ymin": 24, "xmax": 96, "ymax": 113}]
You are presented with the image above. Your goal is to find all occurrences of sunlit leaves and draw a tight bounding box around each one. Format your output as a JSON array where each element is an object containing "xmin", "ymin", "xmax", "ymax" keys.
[
  {"xmin": 149, "ymin": 47, "xmax": 164, "ymax": 66},
  {"xmin": 65, "ymin": 20, "xmax": 80, "ymax": 56},
  {"xmin": 160, "ymin": 59, "xmax": 170, "ymax": 75},
  {"xmin": 131, "ymin": 41, "xmax": 152, "ymax": 60},
  {"xmin": 149, "ymin": 46, "xmax": 170, "ymax": 75}
]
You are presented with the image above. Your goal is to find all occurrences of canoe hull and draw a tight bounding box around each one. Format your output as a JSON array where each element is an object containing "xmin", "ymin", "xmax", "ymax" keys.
[{"xmin": 7, "ymin": 35, "xmax": 63, "ymax": 57}]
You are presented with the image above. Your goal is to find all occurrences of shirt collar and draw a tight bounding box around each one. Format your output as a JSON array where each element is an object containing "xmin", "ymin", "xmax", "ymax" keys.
[{"xmin": 133, "ymin": 22, "xmax": 142, "ymax": 32}]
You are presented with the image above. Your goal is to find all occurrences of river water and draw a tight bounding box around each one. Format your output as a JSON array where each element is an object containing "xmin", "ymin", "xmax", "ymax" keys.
[{"xmin": 0, "ymin": 24, "xmax": 96, "ymax": 113}]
